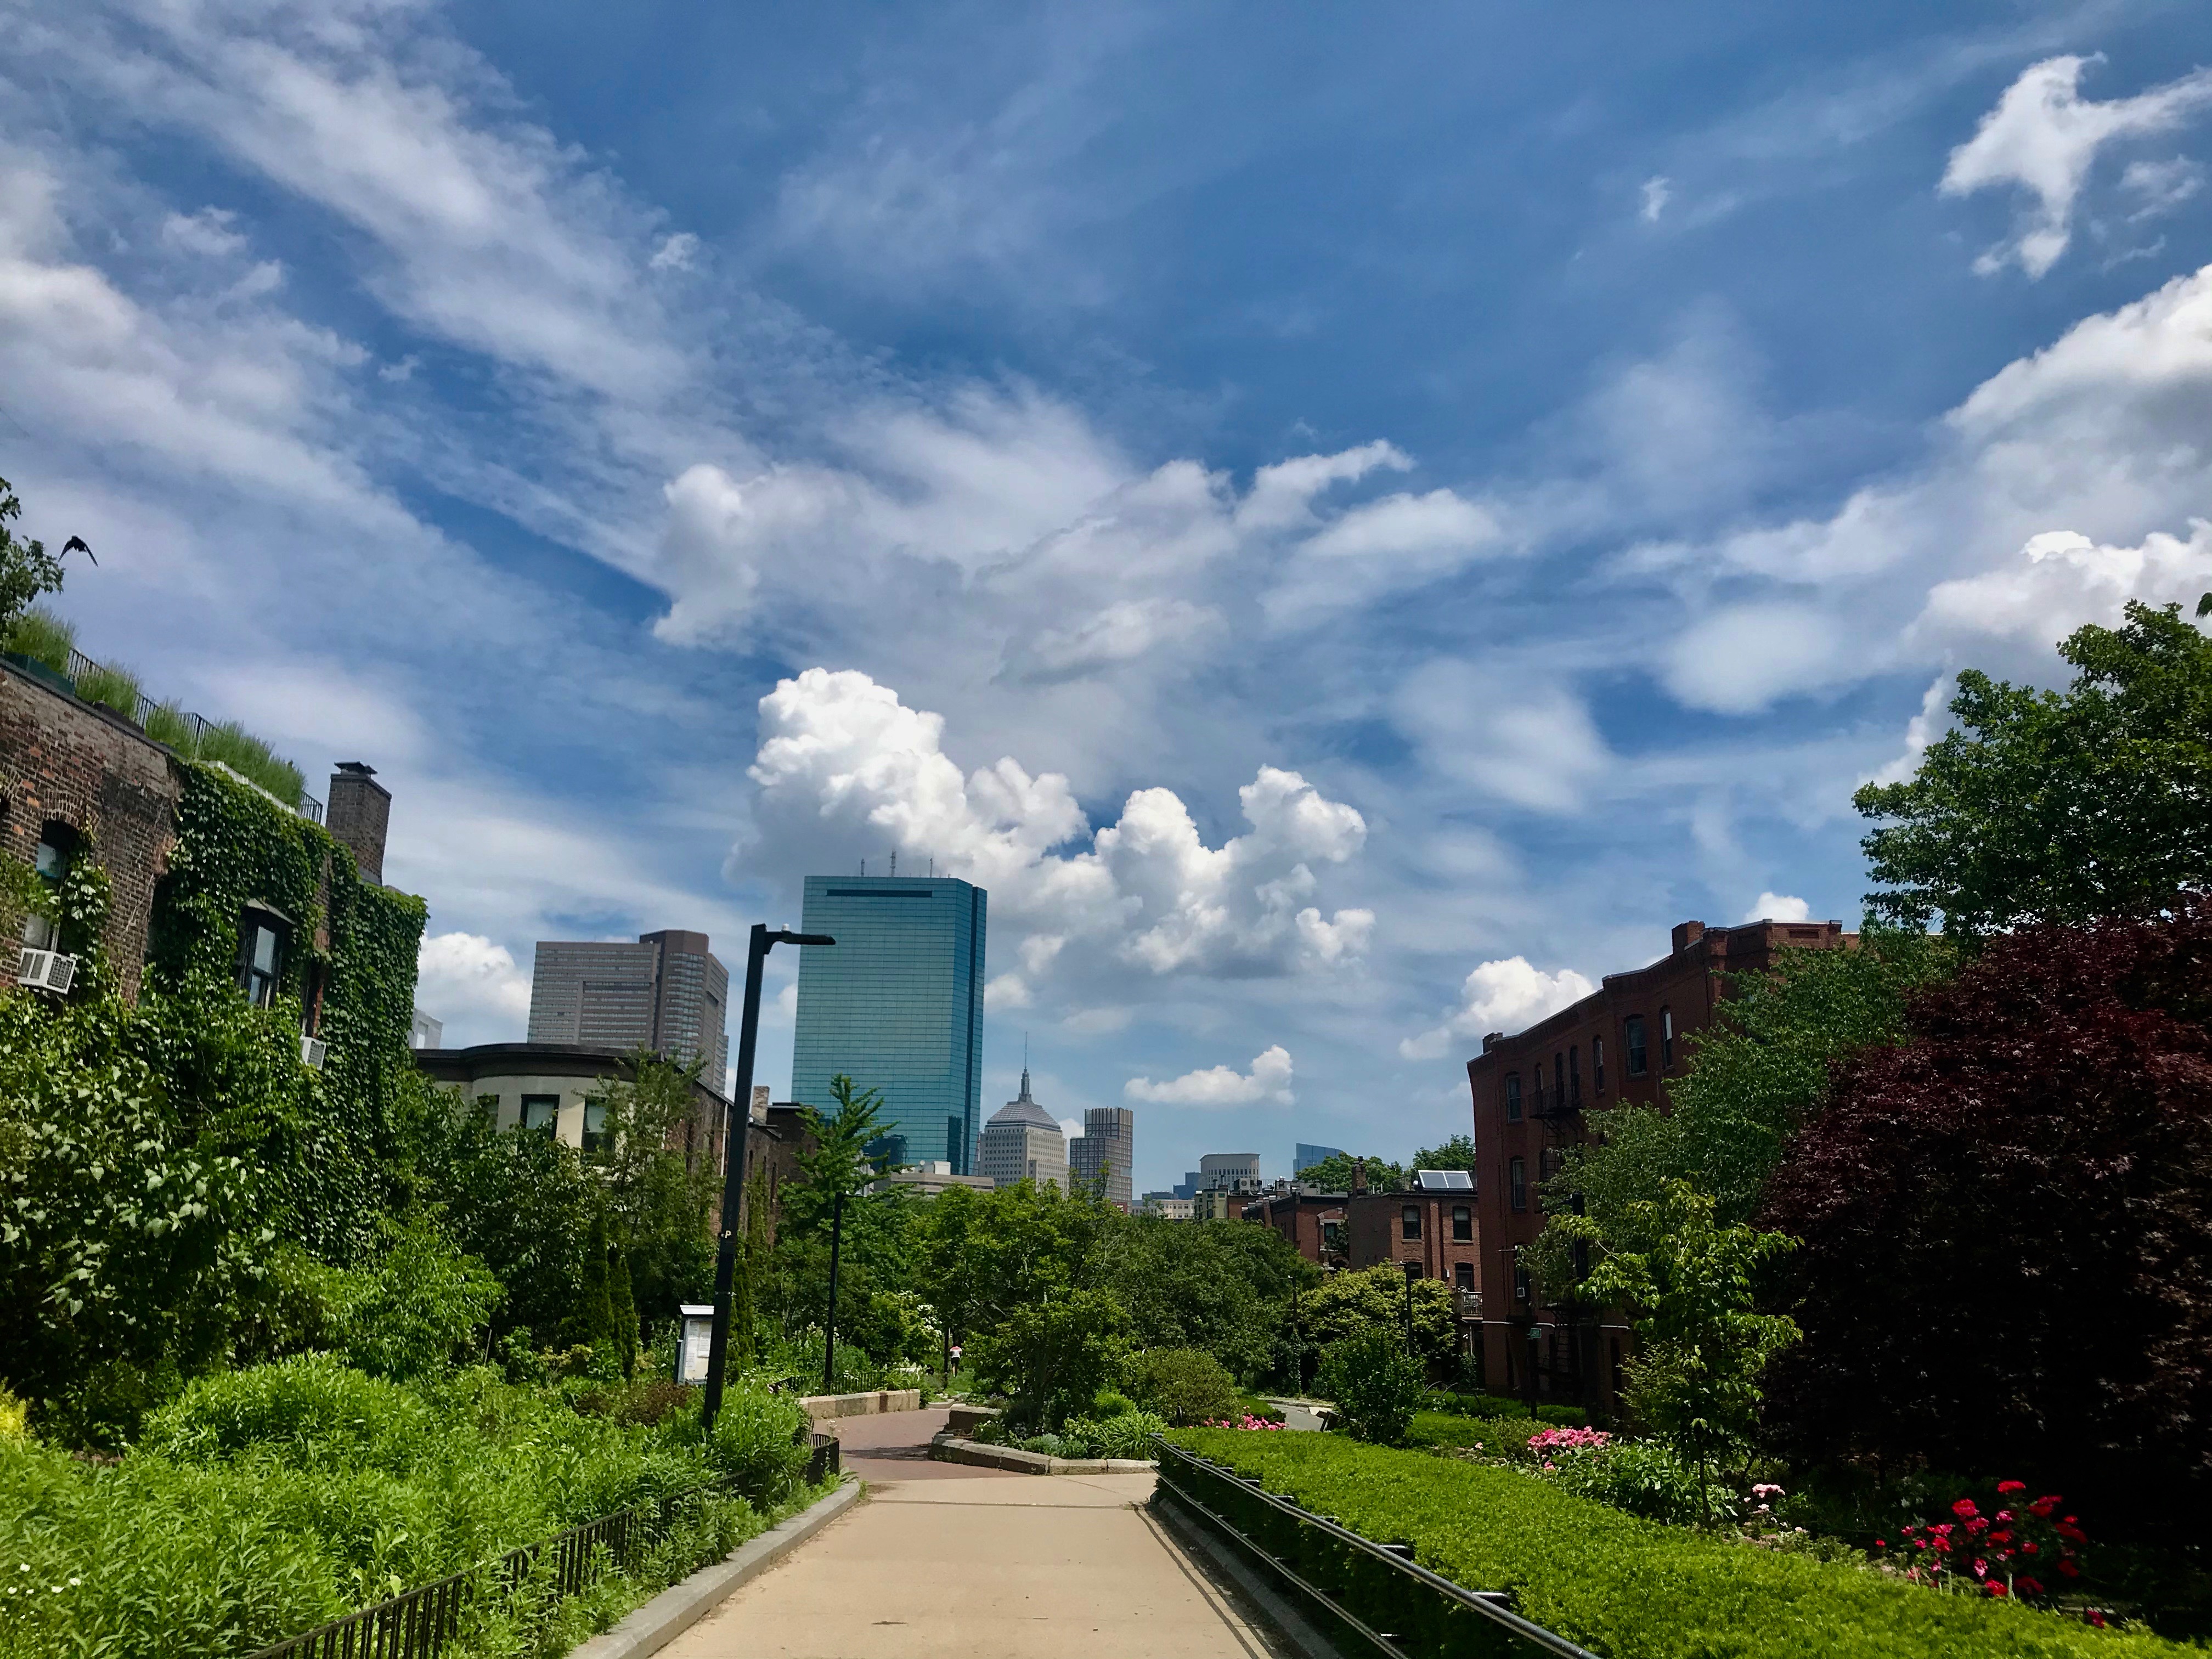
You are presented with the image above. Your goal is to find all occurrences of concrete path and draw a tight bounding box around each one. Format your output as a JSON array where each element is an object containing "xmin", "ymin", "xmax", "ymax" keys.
[
  {"xmin": 1262, "ymin": 1399, "xmax": 1327, "ymax": 1432},
  {"xmin": 661, "ymin": 1407, "xmax": 1294, "ymax": 1659}
]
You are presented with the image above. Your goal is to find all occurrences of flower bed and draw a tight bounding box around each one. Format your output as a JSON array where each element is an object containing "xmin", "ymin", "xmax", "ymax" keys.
[{"xmin": 1169, "ymin": 1430, "xmax": 2190, "ymax": 1658}]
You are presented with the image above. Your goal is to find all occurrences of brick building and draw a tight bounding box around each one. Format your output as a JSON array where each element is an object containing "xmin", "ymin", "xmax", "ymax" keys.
[
  {"xmin": 1245, "ymin": 1189, "xmax": 1347, "ymax": 1267},
  {"xmin": 1468, "ymin": 917, "xmax": 1852, "ymax": 1412},
  {"xmin": 1344, "ymin": 1173, "xmax": 1481, "ymax": 1292}
]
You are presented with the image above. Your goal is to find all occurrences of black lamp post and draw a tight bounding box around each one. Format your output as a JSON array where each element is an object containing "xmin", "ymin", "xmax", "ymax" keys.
[
  {"xmin": 821, "ymin": 1189, "xmax": 846, "ymax": 1393},
  {"xmin": 702, "ymin": 923, "xmax": 833, "ymax": 1433}
]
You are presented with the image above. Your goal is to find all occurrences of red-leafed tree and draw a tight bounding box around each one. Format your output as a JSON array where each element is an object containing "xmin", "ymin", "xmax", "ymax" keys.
[{"xmin": 1759, "ymin": 900, "xmax": 2212, "ymax": 1535}]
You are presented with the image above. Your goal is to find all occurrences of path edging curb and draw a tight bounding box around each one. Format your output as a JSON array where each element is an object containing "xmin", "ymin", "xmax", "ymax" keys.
[
  {"xmin": 566, "ymin": 1477, "xmax": 864, "ymax": 1659},
  {"xmin": 928, "ymin": 1432, "xmax": 1155, "ymax": 1476}
]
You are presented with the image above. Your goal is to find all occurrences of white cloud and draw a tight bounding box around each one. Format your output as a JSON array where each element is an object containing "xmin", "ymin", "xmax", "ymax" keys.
[
  {"xmin": 648, "ymin": 232, "xmax": 699, "ymax": 272},
  {"xmin": 415, "ymin": 931, "xmax": 531, "ymax": 1039},
  {"xmin": 1393, "ymin": 662, "xmax": 1612, "ymax": 814},
  {"xmin": 161, "ymin": 206, "xmax": 245, "ymax": 256},
  {"xmin": 1126, "ymin": 1045, "xmax": 1294, "ymax": 1107},
  {"xmin": 1914, "ymin": 522, "xmax": 2212, "ymax": 650},
  {"xmin": 1058, "ymin": 1116, "xmax": 1082, "ymax": 1142},
  {"xmin": 2120, "ymin": 156, "xmax": 2204, "ymax": 221},
  {"xmin": 1640, "ymin": 176, "xmax": 1671, "ymax": 222},
  {"xmin": 1942, "ymin": 56, "xmax": 2212, "ymax": 278},
  {"xmin": 743, "ymin": 668, "xmax": 1373, "ymax": 1009},
  {"xmin": 1660, "ymin": 602, "xmax": 1848, "ymax": 714},
  {"xmin": 1742, "ymin": 892, "xmax": 1810, "ymax": 923},
  {"xmin": 1399, "ymin": 957, "xmax": 1596, "ymax": 1060},
  {"xmin": 1269, "ymin": 488, "xmax": 1505, "ymax": 625}
]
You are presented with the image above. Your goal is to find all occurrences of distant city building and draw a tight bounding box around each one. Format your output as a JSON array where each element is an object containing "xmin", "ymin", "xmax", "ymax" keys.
[
  {"xmin": 978, "ymin": 1068, "xmax": 1066, "ymax": 1187},
  {"xmin": 410, "ymin": 1008, "xmax": 444, "ymax": 1049},
  {"xmin": 791, "ymin": 874, "xmax": 986, "ymax": 1173},
  {"xmin": 1295, "ymin": 1142, "xmax": 1346, "ymax": 1173},
  {"xmin": 1198, "ymin": 1152, "xmax": 1263, "ymax": 1193},
  {"xmin": 1174, "ymin": 1171, "xmax": 1199, "ymax": 1201},
  {"xmin": 1138, "ymin": 1193, "xmax": 1194, "ymax": 1220},
  {"xmin": 528, "ymin": 930, "xmax": 730, "ymax": 1080},
  {"xmin": 871, "ymin": 1160, "xmax": 996, "ymax": 1199},
  {"xmin": 1068, "ymin": 1105, "xmax": 1135, "ymax": 1210}
]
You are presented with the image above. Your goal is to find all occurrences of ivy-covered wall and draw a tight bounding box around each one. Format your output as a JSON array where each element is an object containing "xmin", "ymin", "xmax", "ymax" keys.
[{"xmin": 145, "ymin": 761, "xmax": 427, "ymax": 1260}]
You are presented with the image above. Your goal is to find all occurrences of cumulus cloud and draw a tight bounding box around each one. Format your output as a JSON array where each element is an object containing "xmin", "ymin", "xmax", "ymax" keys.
[
  {"xmin": 743, "ymin": 668, "xmax": 1373, "ymax": 1009},
  {"xmin": 415, "ymin": 931, "xmax": 532, "ymax": 1040},
  {"xmin": 648, "ymin": 232, "xmax": 699, "ymax": 272},
  {"xmin": 1126, "ymin": 1045, "xmax": 1294, "ymax": 1106},
  {"xmin": 1913, "ymin": 523, "xmax": 2212, "ymax": 650},
  {"xmin": 1743, "ymin": 892, "xmax": 1811, "ymax": 923},
  {"xmin": 1400, "ymin": 958, "xmax": 1596, "ymax": 1060},
  {"xmin": 1942, "ymin": 56, "xmax": 2212, "ymax": 278}
]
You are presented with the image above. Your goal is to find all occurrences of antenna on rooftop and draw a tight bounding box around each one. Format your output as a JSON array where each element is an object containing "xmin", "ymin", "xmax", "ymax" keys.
[
  {"xmin": 859, "ymin": 858, "xmax": 866, "ymax": 876},
  {"xmin": 890, "ymin": 850, "xmax": 897, "ymax": 877}
]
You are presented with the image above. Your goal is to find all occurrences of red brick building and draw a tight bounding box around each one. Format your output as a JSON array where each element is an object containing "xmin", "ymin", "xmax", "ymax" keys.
[
  {"xmin": 1245, "ymin": 1189, "xmax": 1346, "ymax": 1267},
  {"xmin": 1468, "ymin": 917, "xmax": 1852, "ymax": 1411}
]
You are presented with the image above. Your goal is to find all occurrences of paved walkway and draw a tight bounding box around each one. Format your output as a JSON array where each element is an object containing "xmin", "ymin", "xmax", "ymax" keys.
[{"xmin": 661, "ymin": 1406, "xmax": 1293, "ymax": 1659}]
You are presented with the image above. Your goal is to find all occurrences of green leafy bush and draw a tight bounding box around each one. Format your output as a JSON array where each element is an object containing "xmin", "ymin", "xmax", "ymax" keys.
[
  {"xmin": 1129, "ymin": 1346, "xmax": 1240, "ymax": 1427},
  {"xmin": 1404, "ymin": 1410, "xmax": 1549, "ymax": 1455},
  {"xmin": 1544, "ymin": 1439, "xmax": 1714, "ymax": 1525},
  {"xmin": 701, "ymin": 1384, "xmax": 813, "ymax": 1504},
  {"xmin": 1534, "ymin": 1403, "xmax": 1590, "ymax": 1427},
  {"xmin": 2, "ymin": 604, "xmax": 74, "ymax": 673},
  {"xmin": 71, "ymin": 661, "xmax": 142, "ymax": 722},
  {"xmin": 1316, "ymin": 1328, "xmax": 1424, "ymax": 1445},
  {"xmin": 137, "ymin": 1354, "xmax": 434, "ymax": 1470},
  {"xmin": 1092, "ymin": 1389, "xmax": 1136, "ymax": 1418},
  {"xmin": 1059, "ymin": 1410, "xmax": 1168, "ymax": 1459},
  {"xmin": 1169, "ymin": 1430, "xmax": 2187, "ymax": 1658}
]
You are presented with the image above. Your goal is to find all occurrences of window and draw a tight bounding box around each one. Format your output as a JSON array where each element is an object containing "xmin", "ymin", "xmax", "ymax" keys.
[
  {"xmin": 1401, "ymin": 1205, "xmax": 1422, "ymax": 1240},
  {"xmin": 1553, "ymin": 1053, "xmax": 1565, "ymax": 1106},
  {"xmin": 1593, "ymin": 1036, "xmax": 1605, "ymax": 1095},
  {"xmin": 1508, "ymin": 1156, "xmax": 1527, "ymax": 1212},
  {"xmin": 236, "ymin": 913, "xmax": 286, "ymax": 1007},
  {"xmin": 522, "ymin": 1094, "xmax": 560, "ymax": 1137},
  {"xmin": 582, "ymin": 1101, "xmax": 610, "ymax": 1154},
  {"xmin": 1662, "ymin": 1006, "xmax": 1675, "ymax": 1070},
  {"xmin": 1452, "ymin": 1204, "xmax": 1473, "ymax": 1241},
  {"xmin": 1531, "ymin": 1064, "xmax": 1544, "ymax": 1114},
  {"xmin": 1513, "ymin": 1262, "xmax": 1531, "ymax": 1303},
  {"xmin": 21, "ymin": 824, "xmax": 74, "ymax": 949},
  {"xmin": 1539, "ymin": 1147, "xmax": 1564, "ymax": 1182},
  {"xmin": 1454, "ymin": 1261, "xmax": 1475, "ymax": 1290},
  {"xmin": 1624, "ymin": 1014, "xmax": 1648, "ymax": 1077},
  {"xmin": 1504, "ymin": 1072, "xmax": 1521, "ymax": 1123},
  {"xmin": 1569, "ymin": 1045, "xmax": 1582, "ymax": 1105}
]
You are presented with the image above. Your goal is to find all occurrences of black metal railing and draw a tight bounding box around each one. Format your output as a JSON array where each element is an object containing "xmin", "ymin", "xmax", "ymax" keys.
[
  {"xmin": 246, "ymin": 1430, "xmax": 839, "ymax": 1659},
  {"xmin": 1153, "ymin": 1438, "xmax": 1596, "ymax": 1659}
]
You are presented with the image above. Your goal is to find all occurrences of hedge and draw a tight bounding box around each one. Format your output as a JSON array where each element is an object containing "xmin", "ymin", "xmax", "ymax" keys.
[{"xmin": 1169, "ymin": 1430, "xmax": 2190, "ymax": 1658}]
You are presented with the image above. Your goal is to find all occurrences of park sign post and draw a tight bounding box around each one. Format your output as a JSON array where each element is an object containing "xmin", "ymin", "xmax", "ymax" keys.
[{"xmin": 702, "ymin": 923, "xmax": 833, "ymax": 1432}]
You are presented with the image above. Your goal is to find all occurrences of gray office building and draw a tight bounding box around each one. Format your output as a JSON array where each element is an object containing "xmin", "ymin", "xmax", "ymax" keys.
[
  {"xmin": 527, "ymin": 930, "xmax": 730, "ymax": 1082},
  {"xmin": 1069, "ymin": 1105, "xmax": 1136, "ymax": 1210},
  {"xmin": 790, "ymin": 875, "xmax": 986, "ymax": 1173},
  {"xmin": 1295, "ymin": 1142, "xmax": 1347, "ymax": 1174}
]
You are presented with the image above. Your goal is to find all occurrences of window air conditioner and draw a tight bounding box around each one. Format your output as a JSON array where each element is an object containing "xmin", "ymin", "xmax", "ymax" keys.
[
  {"xmin": 301, "ymin": 1034, "xmax": 329, "ymax": 1070},
  {"xmin": 16, "ymin": 949, "xmax": 77, "ymax": 994}
]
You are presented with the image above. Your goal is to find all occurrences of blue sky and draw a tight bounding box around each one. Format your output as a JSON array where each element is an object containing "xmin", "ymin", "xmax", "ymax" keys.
[{"xmin": 7, "ymin": 2, "xmax": 2212, "ymax": 1191}]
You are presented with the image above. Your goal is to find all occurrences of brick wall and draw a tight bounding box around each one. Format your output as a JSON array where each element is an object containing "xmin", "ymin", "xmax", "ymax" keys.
[
  {"xmin": 0, "ymin": 665, "xmax": 180, "ymax": 1001},
  {"xmin": 1345, "ymin": 1191, "xmax": 1481, "ymax": 1287}
]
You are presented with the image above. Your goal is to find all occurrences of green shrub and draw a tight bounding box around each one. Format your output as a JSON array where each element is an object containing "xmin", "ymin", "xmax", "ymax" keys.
[
  {"xmin": 1130, "ymin": 1347, "xmax": 1240, "ymax": 1427},
  {"xmin": 1316, "ymin": 1328, "xmax": 1424, "ymax": 1445},
  {"xmin": 139, "ymin": 1354, "xmax": 433, "ymax": 1470},
  {"xmin": 1544, "ymin": 1440, "xmax": 1713, "ymax": 1526},
  {"xmin": 1404, "ymin": 1410, "xmax": 1549, "ymax": 1455},
  {"xmin": 195, "ymin": 720, "xmax": 305, "ymax": 808},
  {"xmin": 72, "ymin": 661, "xmax": 142, "ymax": 721},
  {"xmin": 1534, "ymin": 1403, "xmax": 1590, "ymax": 1427},
  {"xmin": 292, "ymin": 1212, "xmax": 504, "ymax": 1381},
  {"xmin": 3, "ymin": 603, "xmax": 75, "ymax": 672},
  {"xmin": 701, "ymin": 1385, "xmax": 812, "ymax": 1505},
  {"xmin": 1092, "ymin": 1389, "xmax": 1136, "ymax": 1418},
  {"xmin": 1059, "ymin": 1410, "xmax": 1168, "ymax": 1459},
  {"xmin": 1169, "ymin": 1430, "xmax": 2188, "ymax": 1658}
]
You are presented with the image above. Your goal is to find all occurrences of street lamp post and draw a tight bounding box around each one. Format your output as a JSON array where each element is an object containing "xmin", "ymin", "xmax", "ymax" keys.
[{"xmin": 702, "ymin": 923, "xmax": 833, "ymax": 1433}]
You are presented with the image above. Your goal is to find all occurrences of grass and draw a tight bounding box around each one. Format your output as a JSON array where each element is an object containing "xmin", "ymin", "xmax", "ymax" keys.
[
  {"xmin": 1170, "ymin": 1429, "xmax": 2187, "ymax": 1659},
  {"xmin": 2, "ymin": 605, "xmax": 75, "ymax": 674},
  {"xmin": 196, "ymin": 720, "xmax": 306, "ymax": 808},
  {"xmin": 71, "ymin": 662, "xmax": 143, "ymax": 723},
  {"xmin": 143, "ymin": 702, "xmax": 198, "ymax": 753}
]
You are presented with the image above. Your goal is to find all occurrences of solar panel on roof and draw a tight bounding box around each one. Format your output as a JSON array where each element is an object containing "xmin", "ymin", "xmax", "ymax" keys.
[{"xmin": 1415, "ymin": 1168, "xmax": 1474, "ymax": 1190}]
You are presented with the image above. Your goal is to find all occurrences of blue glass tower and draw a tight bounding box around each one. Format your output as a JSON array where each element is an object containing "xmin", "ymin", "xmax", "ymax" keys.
[{"xmin": 789, "ymin": 875, "xmax": 987, "ymax": 1173}]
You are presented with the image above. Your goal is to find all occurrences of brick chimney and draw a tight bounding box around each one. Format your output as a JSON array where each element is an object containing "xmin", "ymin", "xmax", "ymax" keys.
[
  {"xmin": 326, "ymin": 762, "xmax": 391, "ymax": 884},
  {"xmin": 1351, "ymin": 1156, "xmax": 1368, "ymax": 1195},
  {"xmin": 1671, "ymin": 919, "xmax": 1706, "ymax": 953}
]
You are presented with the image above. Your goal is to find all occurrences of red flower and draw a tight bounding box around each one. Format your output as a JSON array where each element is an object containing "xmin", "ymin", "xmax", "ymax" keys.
[
  {"xmin": 1985, "ymin": 1581, "xmax": 2008, "ymax": 1598},
  {"xmin": 1989, "ymin": 1531, "xmax": 2013, "ymax": 1545},
  {"xmin": 2055, "ymin": 1523, "xmax": 2087, "ymax": 1543},
  {"xmin": 2087, "ymin": 1610, "xmax": 2107, "ymax": 1628},
  {"xmin": 1874, "ymin": 1538, "xmax": 1886, "ymax": 1548},
  {"xmin": 2056, "ymin": 1558, "xmax": 2081, "ymax": 1578},
  {"xmin": 1997, "ymin": 1481, "xmax": 2027, "ymax": 1496},
  {"xmin": 1951, "ymin": 1499, "xmax": 1980, "ymax": 1519},
  {"xmin": 2017, "ymin": 1577, "xmax": 2045, "ymax": 1596},
  {"xmin": 1966, "ymin": 1517, "xmax": 1990, "ymax": 1534},
  {"xmin": 2029, "ymin": 1500, "xmax": 2056, "ymax": 1518},
  {"xmin": 2021, "ymin": 1542, "xmax": 2039, "ymax": 1555}
]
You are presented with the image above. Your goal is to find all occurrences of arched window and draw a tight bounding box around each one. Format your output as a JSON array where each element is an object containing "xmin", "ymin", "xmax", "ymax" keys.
[
  {"xmin": 1508, "ymin": 1156, "xmax": 1527, "ymax": 1212},
  {"xmin": 1553, "ymin": 1053, "xmax": 1565, "ymax": 1104},
  {"xmin": 1504, "ymin": 1072, "xmax": 1522, "ymax": 1123},
  {"xmin": 1624, "ymin": 1015, "xmax": 1647, "ymax": 1077},
  {"xmin": 1569, "ymin": 1045, "xmax": 1581, "ymax": 1105},
  {"xmin": 1661, "ymin": 1006, "xmax": 1675, "ymax": 1070},
  {"xmin": 1592, "ymin": 1036, "xmax": 1605, "ymax": 1094}
]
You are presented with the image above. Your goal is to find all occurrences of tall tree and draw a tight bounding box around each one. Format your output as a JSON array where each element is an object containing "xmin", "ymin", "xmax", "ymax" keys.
[
  {"xmin": 1294, "ymin": 1152, "xmax": 1407, "ymax": 1192},
  {"xmin": 1760, "ymin": 901, "xmax": 2212, "ymax": 1538},
  {"xmin": 588, "ymin": 1052, "xmax": 719, "ymax": 1330},
  {"xmin": 1854, "ymin": 601, "xmax": 2212, "ymax": 939},
  {"xmin": 1104, "ymin": 1215, "xmax": 1317, "ymax": 1384},
  {"xmin": 1411, "ymin": 1133, "xmax": 1478, "ymax": 1172}
]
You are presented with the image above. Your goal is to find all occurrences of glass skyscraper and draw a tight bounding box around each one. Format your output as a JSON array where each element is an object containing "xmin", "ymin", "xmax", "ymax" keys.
[{"xmin": 789, "ymin": 874, "xmax": 987, "ymax": 1173}]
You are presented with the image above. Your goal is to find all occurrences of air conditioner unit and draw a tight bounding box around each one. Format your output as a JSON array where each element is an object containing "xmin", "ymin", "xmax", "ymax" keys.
[
  {"xmin": 16, "ymin": 949, "xmax": 77, "ymax": 994},
  {"xmin": 300, "ymin": 1034, "xmax": 328, "ymax": 1070}
]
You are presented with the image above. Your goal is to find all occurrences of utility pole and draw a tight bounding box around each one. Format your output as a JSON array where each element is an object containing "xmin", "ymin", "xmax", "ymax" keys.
[
  {"xmin": 702, "ymin": 923, "xmax": 834, "ymax": 1432},
  {"xmin": 822, "ymin": 1189, "xmax": 847, "ymax": 1393}
]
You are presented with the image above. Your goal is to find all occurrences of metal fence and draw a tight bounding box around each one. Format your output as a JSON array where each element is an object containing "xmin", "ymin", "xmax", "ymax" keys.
[
  {"xmin": 243, "ymin": 1430, "xmax": 842, "ymax": 1659},
  {"xmin": 1152, "ymin": 1438, "xmax": 1596, "ymax": 1659}
]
